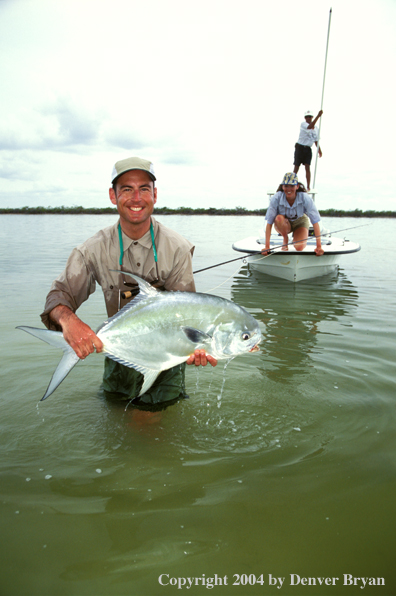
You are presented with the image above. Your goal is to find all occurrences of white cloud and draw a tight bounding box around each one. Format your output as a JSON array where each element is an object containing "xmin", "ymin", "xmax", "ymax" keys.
[{"xmin": 0, "ymin": 0, "xmax": 395, "ymax": 210}]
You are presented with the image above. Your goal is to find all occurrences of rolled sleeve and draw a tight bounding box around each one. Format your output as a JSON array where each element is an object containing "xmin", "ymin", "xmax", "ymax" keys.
[
  {"xmin": 265, "ymin": 194, "xmax": 281, "ymax": 225},
  {"xmin": 40, "ymin": 248, "xmax": 96, "ymax": 329},
  {"xmin": 303, "ymin": 195, "xmax": 321, "ymax": 225}
]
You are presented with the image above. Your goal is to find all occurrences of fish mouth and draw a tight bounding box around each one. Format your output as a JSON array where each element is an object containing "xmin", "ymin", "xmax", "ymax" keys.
[{"xmin": 249, "ymin": 344, "xmax": 260, "ymax": 353}]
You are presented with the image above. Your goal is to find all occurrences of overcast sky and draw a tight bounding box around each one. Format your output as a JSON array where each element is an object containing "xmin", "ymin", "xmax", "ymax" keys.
[{"xmin": 0, "ymin": 0, "xmax": 395, "ymax": 211}]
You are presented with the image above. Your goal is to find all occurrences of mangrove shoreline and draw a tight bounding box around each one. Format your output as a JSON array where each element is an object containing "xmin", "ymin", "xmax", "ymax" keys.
[{"xmin": 1, "ymin": 206, "xmax": 395, "ymax": 218}]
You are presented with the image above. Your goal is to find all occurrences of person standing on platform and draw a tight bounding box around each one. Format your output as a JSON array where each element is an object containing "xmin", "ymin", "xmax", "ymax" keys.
[{"xmin": 293, "ymin": 110, "xmax": 323, "ymax": 191}]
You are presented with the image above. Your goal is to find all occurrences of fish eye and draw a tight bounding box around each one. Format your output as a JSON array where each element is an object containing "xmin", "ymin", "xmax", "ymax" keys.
[{"xmin": 242, "ymin": 333, "xmax": 250, "ymax": 340}]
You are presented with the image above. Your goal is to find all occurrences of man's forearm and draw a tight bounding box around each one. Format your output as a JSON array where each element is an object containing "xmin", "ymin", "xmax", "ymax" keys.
[
  {"xmin": 49, "ymin": 304, "xmax": 78, "ymax": 329},
  {"xmin": 308, "ymin": 110, "xmax": 323, "ymax": 129}
]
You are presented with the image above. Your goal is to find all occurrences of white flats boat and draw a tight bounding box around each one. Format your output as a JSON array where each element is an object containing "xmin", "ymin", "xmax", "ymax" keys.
[{"xmin": 232, "ymin": 229, "xmax": 361, "ymax": 283}]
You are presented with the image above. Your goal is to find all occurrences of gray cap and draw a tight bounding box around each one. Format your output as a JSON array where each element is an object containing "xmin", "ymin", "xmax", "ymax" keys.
[{"xmin": 111, "ymin": 157, "xmax": 156, "ymax": 183}]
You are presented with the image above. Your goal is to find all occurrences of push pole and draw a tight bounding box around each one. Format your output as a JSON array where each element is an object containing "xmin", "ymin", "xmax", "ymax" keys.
[{"xmin": 312, "ymin": 8, "xmax": 332, "ymax": 190}]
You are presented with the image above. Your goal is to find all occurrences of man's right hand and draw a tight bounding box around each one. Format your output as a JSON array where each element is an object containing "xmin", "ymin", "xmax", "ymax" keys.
[{"xmin": 49, "ymin": 305, "xmax": 103, "ymax": 359}]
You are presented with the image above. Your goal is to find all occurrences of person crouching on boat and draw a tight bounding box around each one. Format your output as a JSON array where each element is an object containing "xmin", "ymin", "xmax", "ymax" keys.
[{"xmin": 261, "ymin": 172, "xmax": 324, "ymax": 256}]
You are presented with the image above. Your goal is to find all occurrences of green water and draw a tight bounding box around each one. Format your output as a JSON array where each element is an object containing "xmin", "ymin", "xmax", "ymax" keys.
[{"xmin": 0, "ymin": 215, "xmax": 395, "ymax": 595}]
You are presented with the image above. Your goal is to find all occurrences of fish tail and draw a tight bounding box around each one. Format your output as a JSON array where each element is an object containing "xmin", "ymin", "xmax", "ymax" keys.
[{"xmin": 16, "ymin": 326, "xmax": 80, "ymax": 400}]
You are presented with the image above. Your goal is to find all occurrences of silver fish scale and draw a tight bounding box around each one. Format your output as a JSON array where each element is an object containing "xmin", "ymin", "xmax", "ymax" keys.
[{"xmin": 98, "ymin": 290, "xmax": 260, "ymax": 371}]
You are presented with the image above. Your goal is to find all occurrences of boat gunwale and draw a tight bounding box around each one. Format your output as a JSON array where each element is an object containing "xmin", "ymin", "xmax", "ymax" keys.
[{"xmin": 232, "ymin": 241, "xmax": 361, "ymax": 257}]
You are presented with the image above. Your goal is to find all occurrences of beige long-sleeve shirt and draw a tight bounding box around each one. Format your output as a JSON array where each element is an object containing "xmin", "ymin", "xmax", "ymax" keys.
[{"xmin": 41, "ymin": 217, "xmax": 196, "ymax": 329}]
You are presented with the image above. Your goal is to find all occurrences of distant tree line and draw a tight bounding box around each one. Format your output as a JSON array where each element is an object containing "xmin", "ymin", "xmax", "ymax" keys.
[{"xmin": 0, "ymin": 205, "xmax": 395, "ymax": 218}]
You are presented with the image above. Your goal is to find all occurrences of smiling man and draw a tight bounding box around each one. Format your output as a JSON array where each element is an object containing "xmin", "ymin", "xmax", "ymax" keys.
[
  {"xmin": 109, "ymin": 158, "xmax": 158, "ymax": 239},
  {"xmin": 41, "ymin": 156, "xmax": 216, "ymax": 408}
]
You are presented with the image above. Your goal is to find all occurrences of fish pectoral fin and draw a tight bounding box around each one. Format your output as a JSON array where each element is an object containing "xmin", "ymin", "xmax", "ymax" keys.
[{"xmin": 181, "ymin": 326, "xmax": 212, "ymax": 344}]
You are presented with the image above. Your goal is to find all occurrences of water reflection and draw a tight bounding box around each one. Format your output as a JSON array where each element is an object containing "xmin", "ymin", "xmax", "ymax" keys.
[
  {"xmin": 231, "ymin": 265, "xmax": 359, "ymax": 383},
  {"xmin": 96, "ymin": 268, "xmax": 361, "ymax": 457}
]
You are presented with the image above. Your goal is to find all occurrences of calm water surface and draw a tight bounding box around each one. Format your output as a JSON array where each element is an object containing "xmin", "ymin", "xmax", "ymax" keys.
[{"xmin": 0, "ymin": 214, "xmax": 395, "ymax": 596}]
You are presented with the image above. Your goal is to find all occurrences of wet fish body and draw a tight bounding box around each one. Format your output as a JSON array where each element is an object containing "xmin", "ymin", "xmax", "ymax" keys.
[{"xmin": 17, "ymin": 274, "xmax": 262, "ymax": 400}]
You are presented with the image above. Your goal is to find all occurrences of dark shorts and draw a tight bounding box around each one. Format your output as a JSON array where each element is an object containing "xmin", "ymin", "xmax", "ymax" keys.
[{"xmin": 294, "ymin": 143, "xmax": 312, "ymax": 167}]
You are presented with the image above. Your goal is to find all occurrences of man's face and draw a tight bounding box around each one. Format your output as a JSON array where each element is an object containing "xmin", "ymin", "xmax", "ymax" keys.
[
  {"xmin": 109, "ymin": 169, "xmax": 157, "ymax": 233},
  {"xmin": 305, "ymin": 116, "xmax": 313, "ymax": 124}
]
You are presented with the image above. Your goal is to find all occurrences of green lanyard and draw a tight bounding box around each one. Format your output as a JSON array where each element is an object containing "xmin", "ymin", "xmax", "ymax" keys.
[{"xmin": 118, "ymin": 220, "xmax": 158, "ymax": 267}]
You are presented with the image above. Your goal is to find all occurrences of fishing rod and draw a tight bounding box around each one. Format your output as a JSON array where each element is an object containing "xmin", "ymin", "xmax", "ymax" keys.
[
  {"xmin": 193, "ymin": 221, "xmax": 369, "ymax": 275},
  {"xmin": 312, "ymin": 7, "xmax": 332, "ymax": 190}
]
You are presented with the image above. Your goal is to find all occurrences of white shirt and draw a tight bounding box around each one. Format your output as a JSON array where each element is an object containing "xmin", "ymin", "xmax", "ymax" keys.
[{"xmin": 297, "ymin": 122, "xmax": 319, "ymax": 147}]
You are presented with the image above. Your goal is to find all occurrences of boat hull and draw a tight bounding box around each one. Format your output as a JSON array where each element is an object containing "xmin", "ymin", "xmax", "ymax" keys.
[
  {"xmin": 232, "ymin": 235, "xmax": 361, "ymax": 283},
  {"xmin": 245, "ymin": 251, "xmax": 339, "ymax": 282}
]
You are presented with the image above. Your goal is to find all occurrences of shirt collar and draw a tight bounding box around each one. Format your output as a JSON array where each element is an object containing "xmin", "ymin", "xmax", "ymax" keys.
[
  {"xmin": 117, "ymin": 216, "xmax": 157, "ymax": 251},
  {"xmin": 280, "ymin": 192, "xmax": 303, "ymax": 207}
]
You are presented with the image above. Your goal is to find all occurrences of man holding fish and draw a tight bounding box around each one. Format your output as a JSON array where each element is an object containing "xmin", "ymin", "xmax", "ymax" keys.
[{"xmin": 40, "ymin": 157, "xmax": 217, "ymax": 407}]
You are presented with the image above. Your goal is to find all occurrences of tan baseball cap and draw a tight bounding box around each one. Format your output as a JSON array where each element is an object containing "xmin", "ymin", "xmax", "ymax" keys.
[{"xmin": 111, "ymin": 157, "xmax": 156, "ymax": 183}]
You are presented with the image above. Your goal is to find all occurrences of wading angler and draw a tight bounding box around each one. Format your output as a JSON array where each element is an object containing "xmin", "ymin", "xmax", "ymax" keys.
[{"xmin": 18, "ymin": 156, "xmax": 262, "ymax": 405}]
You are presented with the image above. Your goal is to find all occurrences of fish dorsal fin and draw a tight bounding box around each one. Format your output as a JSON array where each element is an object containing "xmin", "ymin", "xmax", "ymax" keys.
[
  {"xmin": 182, "ymin": 326, "xmax": 212, "ymax": 344},
  {"xmin": 97, "ymin": 292, "xmax": 150, "ymax": 332},
  {"xmin": 109, "ymin": 271, "xmax": 158, "ymax": 297},
  {"xmin": 97, "ymin": 272, "xmax": 159, "ymax": 333}
]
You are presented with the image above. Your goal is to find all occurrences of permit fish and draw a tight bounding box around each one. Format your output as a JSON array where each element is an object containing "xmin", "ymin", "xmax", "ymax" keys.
[{"xmin": 17, "ymin": 273, "xmax": 262, "ymax": 401}]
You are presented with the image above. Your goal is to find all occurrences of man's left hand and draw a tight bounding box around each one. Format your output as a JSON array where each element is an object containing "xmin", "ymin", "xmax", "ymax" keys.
[
  {"xmin": 314, "ymin": 247, "xmax": 324, "ymax": 256},
  {"xmin": 186, "ymin": 349, "xmax": 218, "ymax": 367}
]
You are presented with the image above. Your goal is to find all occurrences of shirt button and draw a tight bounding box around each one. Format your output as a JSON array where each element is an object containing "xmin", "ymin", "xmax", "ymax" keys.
[
  {"xmin": 137, "ymin": 263, "xmax": 141, "ymax": 267},
  {"xmin": 133, "ymin": 241, "xmax": 138, "ymax": 246}
]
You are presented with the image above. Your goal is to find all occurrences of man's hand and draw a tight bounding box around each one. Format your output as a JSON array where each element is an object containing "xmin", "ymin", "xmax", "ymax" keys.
[
  {"xmin": 49, "ymin": 305, "xmax": 103, "ymax": 359},
  {"xmin": 62, "ymin": 318, "xmax": 103, "ymax": 359},
  {"xmin": 186, "ymin": 349, "xmax": 218, "ymax": 367},
  {"xmin": 314, "ymin": 246, "xmax": 324, "ymax": 256}
]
